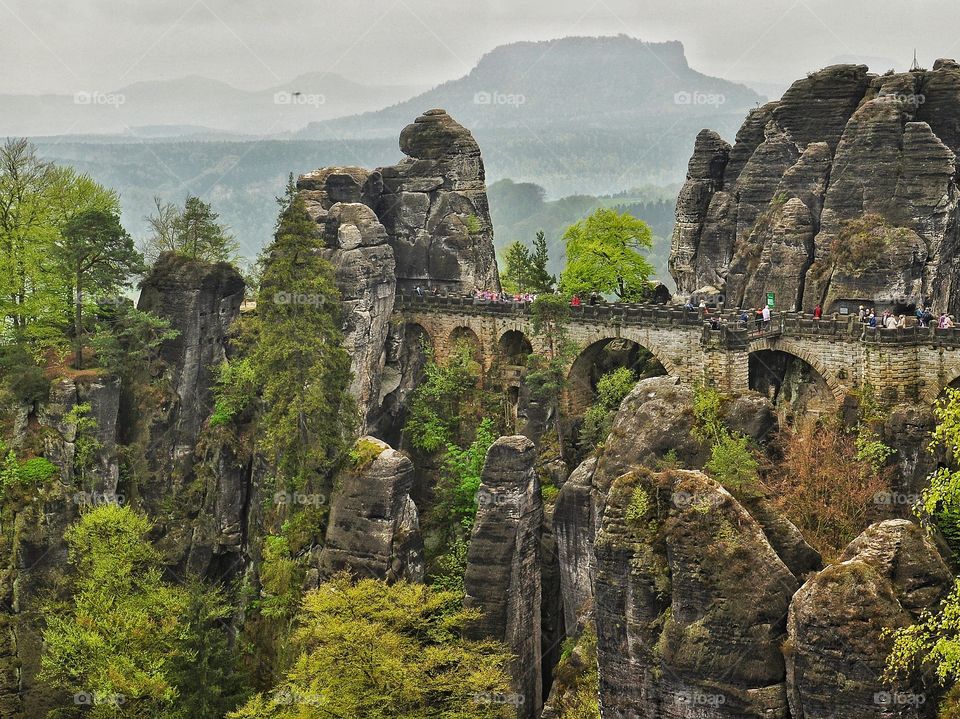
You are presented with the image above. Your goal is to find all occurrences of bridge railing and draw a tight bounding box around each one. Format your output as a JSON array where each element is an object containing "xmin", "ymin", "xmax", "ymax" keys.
[{"xmin": 394, "ymin": 292, "xmax": 960, "ymax": 347}]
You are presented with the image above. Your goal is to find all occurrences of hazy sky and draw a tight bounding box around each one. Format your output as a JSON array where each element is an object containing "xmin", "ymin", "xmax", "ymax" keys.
[{"xmin": 0, "ymin": 0, "xmax": 954, "ymax": 94}]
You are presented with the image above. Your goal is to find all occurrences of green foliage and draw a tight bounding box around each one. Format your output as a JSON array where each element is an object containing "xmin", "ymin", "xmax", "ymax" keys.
[
  {"xmin": 0, "ymin": 441, "xmax": 57, "ymax": 498},
  {"xmin": 544, "ymin": 625, "xmax": 600, "ymax": 718},
  {"xmin": 210, "ymin": 358, "xmax": 258, "ymax": 428},
  {"xmin": 579, "ymin": 367, "xmax": 637, "ymax": 450},
  {"xmin": 40, "ymin": 505, "xmax": 244, "ymax": 719},
  {"xmin": 625, "ymin": 485, "xmax": 651, "ymax": 526},
  {"xmin": 692, "ymin": 384, "xmax": 759, "ymax": 494},
  {"xmin": 498, "ymin": 232, "xmax": 555, "ymax": 294},
  {"xmin": 256, "ymin": 535, "xmax": 304, "ymax": 621},
  {"xmin": 434, "ymin": 418, "xmax": 498, "ymax": 532},
  {"xmin": 405, "ymin": 342, "xmax": 485, "ymax": 454},
  {"xmin": 89, "ymin": 301, "xmax": 178, "ymax": 380},
  {"xmin": 228, "ymin": 575, "xmax": 515, "ymax": 719},
  {"xmin": 558, "ymin": 207, "xmax": 654, "ymax": 300},
  {"xmin": 144, "ymin": 195, "xmax": 240, "ymax": 265},
  {"xmin": 57, "ymin": 208, "xmax": 146, "ymax": 368},
  {"xmin": 0, "ymin": 342, "xmax": 49, "ymax": 404},
  {"xmin": 886, "ymin": 578, "xmax": 960, "ymax": 686},
  {"xmin": 704, "ymin": 433, "xmax": 759, "ymax": 493},
  {"xmin": 349, "ymin": 437, "xmax": 385, "ymax": 469},
  {"xmin": 0, "ymin": 138, "xmax": 123, "ymax": 357},
  {"xmin": 462, "ymin": 213, "xmax": 482, "ymax": 235},
  {"xmin": 230, "ymin": 182, "xmax": 354, "ymax": 486},
  {"xmin": 65, "ymin": 403, "xmax": 102, "ymax": 483}
]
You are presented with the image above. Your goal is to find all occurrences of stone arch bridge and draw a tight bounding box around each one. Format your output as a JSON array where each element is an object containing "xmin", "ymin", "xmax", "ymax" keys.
[{"xmin": 395, "ymin": 294, "xmax": 960, "ymax": 413}]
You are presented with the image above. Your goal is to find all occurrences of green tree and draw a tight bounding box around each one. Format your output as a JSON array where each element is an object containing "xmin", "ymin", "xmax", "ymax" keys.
[
  {"xmin": 57, "ymin": 209, "xmax": 145, "ymax": 368},
  {"xmin": 500, "ymin": 241, "xmax": 532, "ymax": 293},
  {"xmin": 228, "ymin": 575, "xmax": 514, "ymax": 719},
  {"xmin": 143, "ymin": 195, "xmax": 239, "ymax": 265},
  {"xmin": 559, "ymin": 207, "xmax": 654, "ymax": 301},
  {"xmin": 40, "ymin": 505, "xmax": 188, "ymax": 717},
  {"xmin": 528, "ymin": 231, "xmax": 556, "ymax": 293},
  {"xmin": 40, "ymin": 505, "xmax": 246, "ymax": 719},
  {"xmin": 215, "ymin": 180, "xmax": 353, "ymax": 486}
]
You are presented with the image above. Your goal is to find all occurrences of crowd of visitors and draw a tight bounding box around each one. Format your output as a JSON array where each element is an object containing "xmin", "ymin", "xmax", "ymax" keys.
[{"xmin": 855, "ymin": 304, "xmax": 956, "ymax": 329}]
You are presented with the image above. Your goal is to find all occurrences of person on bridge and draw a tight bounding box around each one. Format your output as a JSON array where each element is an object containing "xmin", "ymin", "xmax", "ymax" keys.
[
  {"xmin": 415, "ymin": 285, "xmax": 424, "ymax": 297},
  {"xmin": 858, "ymin": 305, "xmax": 867, "ymax": 323},
  {"xmin": 738, "ymin": 308, "xmax": 749, "ymax": 327},
  {"xmin": 761, "ymin": 305, "xmax": 771, "ymax": 332},
  {"xmin": 868, "ymin": 310, "xmax": 877, "ymax": 328},
  {"xmin": 571, "ymin": 295, "xmax": 582, "ymax": 307},
  {"xmin": 884, "ymin": 312, "xmax": 897, "ymax": 329},
  {"xmin": 813, "ymin": 303, "xmax": 823, "ymax": 319},
  {"xmin": 754, "ymin": 307, "xmax": 762, "ymax": 332}
]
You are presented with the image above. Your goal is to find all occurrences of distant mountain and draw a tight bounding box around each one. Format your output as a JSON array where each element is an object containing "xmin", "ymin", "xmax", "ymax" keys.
[
  {"xmin": 299, "ymin": 35, "xmax": 763, "ymax": 139},
  {"xmin": 0, "ymin": 74, "xmax": 426, "ymax": 136}
]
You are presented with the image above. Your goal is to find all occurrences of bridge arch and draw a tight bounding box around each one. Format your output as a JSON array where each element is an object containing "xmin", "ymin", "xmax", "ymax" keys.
[
  {"xmin": 565, "ymin": 336, "xmax": 668, "ymax": 417},
  {"xmin": 447, "ymin": 325, "xmax": 483, "ymax": 363},
  {"xmin": 748, "ymin": 337, "xmax": 845, "ymax": 412},
  {"xmin": 497, "ymin": 329, "xmax": 533, "ymax": 366}
]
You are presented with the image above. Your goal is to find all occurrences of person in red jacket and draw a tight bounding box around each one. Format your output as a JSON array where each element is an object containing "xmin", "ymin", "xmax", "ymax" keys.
[
  {"xmin": 813, "ymin": 303, "xmax": 822, "ymax": 319},
  {"xmin": 571, "ymin": 295, "xmax": 582, "ymax": 307}
]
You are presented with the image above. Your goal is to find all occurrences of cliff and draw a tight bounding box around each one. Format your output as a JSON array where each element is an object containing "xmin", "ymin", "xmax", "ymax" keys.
[{"xmin": 670, "ymin": 60, "xmax": 960, "ymax": 315}]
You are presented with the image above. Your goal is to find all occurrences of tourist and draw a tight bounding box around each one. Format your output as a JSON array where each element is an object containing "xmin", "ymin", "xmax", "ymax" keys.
[
  {"xmin": 884, "ymin": 312, "xmax": 897, "ymax": 329},
  {"xmin": 738, "ymin": 308, "xmax": 749, "ymax": 327},
  {"xmin": 589, "ymin": 291, "xmax": 599, "ymax": 306},
  {"xmin": 868, "ymin": 310, "xmax": 877, "ymax": 328},
  {"xmin": 897, "ymin": 314, "xmax": 907, "ymax": 329},
  {"xmin": 939, "ymin": 312, "xmax": 949, "ymax": 329},
  {"xmin": 684, "ymin": 298, "xmax": 696, "ymax": 311},
  {"xmin": 813, "ymin": 303, "xmax": 822, "ymax": 319},
  {"xmin": 915, "ymin": 306, "xmax": 925, "ymax": 325},
  {"xmin": 948, "ymin": 315, "xmax": 957, "ymax": 328},
  {"xmin": 415, "ymin": 285, "xmax": 423, "ymax": 297},
  {"xmin": 571, "ymin": 295, "xmax": 582, "ymax": 307},
  {"xmin": 761, "ymin": 304, "xmax": 771, "ymax": 332},
  {"xmin": 754, "ymin": 307, "xmax": 763, "ymax": 332},
  {"xmin": 858, "ymin": 305, "xmax": 867, "ymax": 323}
]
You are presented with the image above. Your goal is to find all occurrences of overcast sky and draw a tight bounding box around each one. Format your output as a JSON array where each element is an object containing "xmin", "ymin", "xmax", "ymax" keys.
[{"xmin": 0, "ymin": 0, "xmax": 954, "ymax": 95}]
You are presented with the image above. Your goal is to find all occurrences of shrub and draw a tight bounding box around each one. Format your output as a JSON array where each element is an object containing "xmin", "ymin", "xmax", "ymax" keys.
[
  {"xmin": 763, "ymin": 419, "xmax": 888, "ymax": 559},
  {"xmin": 625, "ymin": 485, "xmax": 651, "ymax": 525},
  {"xmin": 831, "ymin": 213, "xmax": 912, "ymax": 274}
]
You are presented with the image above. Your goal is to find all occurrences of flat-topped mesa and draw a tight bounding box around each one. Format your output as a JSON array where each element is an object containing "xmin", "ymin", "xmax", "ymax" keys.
[
  {"xmin": 296, "ymin": 109, "xmax": 500, "ymax": 295},
  {"xmin": 670, "ymin": 60, "xmax": 960, "ymax": 317}
]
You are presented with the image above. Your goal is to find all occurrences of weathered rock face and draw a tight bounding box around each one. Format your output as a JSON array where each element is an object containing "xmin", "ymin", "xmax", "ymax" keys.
[
  {"xmin": 135, "ymin": 252, "xmax": 245, "ymax": 490},
  {"xmin": 670, "ymin": 62, "xmax": 960, "ymax": 315},
  {"xmin": 297, "ymin": 110, "xmax": 499, "ymax": 431},
  {"xmin": 317, "ymin": 202, "xmax": 397, "ymax": 428},
  {"xmin": 319, "ymin": 437, "xmax": 424, "ymax": 583},
  {"xmin": 464, "ymin": 435, "xmax": 543, "ymax": 719},
  {"xmin": 595, "ymin": 469, "xmax": 798, "ymax": 718},
  {"xmin": 554, "ymin": 376, "xmax": 781, "ymax": 636},
  {"xmin": 786, "ymin": 519, "xmax": 952, "ymax": 719},
  {"xmin": 298, "ymin": 109, "xmax": 499, "ymax": 296}
]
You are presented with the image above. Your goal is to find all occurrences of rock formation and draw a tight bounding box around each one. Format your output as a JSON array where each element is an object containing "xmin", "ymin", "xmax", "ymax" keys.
[
  {"xmin": 296, "ymin": 109, "xmax": 500, "ymax": 431},
  {"xmin": 595, "ymin": 469, "xmax": 798, "ymax": 718},
  {"xmin": 319, "ymin": 436, "xmax": 424, "ymax": 583},
  {"xmin": 786, "ymin": 519, "xmax": 952, "ymax": 718},
  {"xmin": 464, "ymin": 435, "xmax": 543, "ymax": 719},
  {"xmin": 136, "ymin": 252, "xmax": 245, "ymax": 488},
  {"xmin": 670, "ymin": 62, "xmax": 960, "ymax": 315}
]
